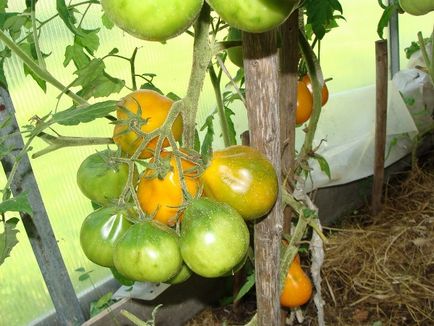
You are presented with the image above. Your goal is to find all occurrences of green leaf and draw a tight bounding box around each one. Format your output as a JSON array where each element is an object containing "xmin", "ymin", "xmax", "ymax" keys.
[
  {"xmin": 166, "ymin": 92, "xmax": 181, "ymax": 101},
  {"xmin": 377, "ymin": 4, "xmax": 396, "ymax": 40},
  {"xmin": 140, "ymin": 82, "xmax": 163, "ymax": 95},
  {"xmin": 90, "ymin": 292, "xmax": 114, "ymax": 317},
  {"xmin": 0, "ymin": 192, "xmax": 32, "ymax": 215},
  {"xmin": 19, "ymin": 42, "xmax": 47, "ymax": 91},
  {"xmin": 194, "ymin": 128, "xmax": 201, "ymax": 153},
  {"xmin": 78, "ymin": 270, "xmax": 93, "ymax": 281},
  {"xmin": 52, "ymin": 100, "xmax": 117, "ymax": 126},
  {"xmin": 0, "ymin": 0, "xmax": 8, "ymax": 13},
  {"xmin": 313, "ymin": 153, "xmax": 331, "ymax": 179},
  {"xmin": 75, "ymin": 267, "xmax": 86, "ymax": 273},
  {"xmin": 64, "ymin": 43, "xmax": 91, "ymax": 69},
  {"xmin": 0, "ymin": 58, "xmax": 9, "ymax": 88},
  {"xmin": 303, "ymin": 0, "xmax": 344, "ymax": 40},
  {"xmin": 75, "ymin": 28, "xmax": 100, "ymax": 55},
  {"xmin": 71, "ymin": 59, "xmax": 125, "ymax": 100},
  {"xmin": 200, "ymin": 113, "xmax": 215, "ymax": 163},
  {"xmin": 224, "ymin": 107, "xmax": 237, "ymax": 145},
  {"xmin": 56, "ymin": 0, "xmax": 83, "ymax": 37},
  {"xmin": 234, "ymin": 272, "xmax": 255, "ymax": 302},
  {"xmin": 0, "ymin": 217, "xmax": 19, "ymax": 265},
  {"xmin": 101, "ymin": 13, "xmax": 114, "ymax": 29}
]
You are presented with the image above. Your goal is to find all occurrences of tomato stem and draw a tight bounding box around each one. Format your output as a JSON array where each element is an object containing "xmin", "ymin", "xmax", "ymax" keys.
[
  {"xmin": 182, "ymin": 3, "xmax": 213, "ymax": 149},
  {"xmin": 208, "ymin": 64, "xmax": 232, "ymax": 147}
]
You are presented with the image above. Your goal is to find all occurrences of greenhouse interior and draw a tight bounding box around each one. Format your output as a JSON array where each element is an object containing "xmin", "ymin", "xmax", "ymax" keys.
[{"xmin": 0, "ymin": 1, "xmax": 433, "ymax": 325}]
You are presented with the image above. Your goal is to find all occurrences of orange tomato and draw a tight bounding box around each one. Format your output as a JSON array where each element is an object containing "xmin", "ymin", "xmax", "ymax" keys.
[
  {"xmin": 301, "ymin": 74, "xmax": 329, "ymax": 107},
  {"xmin": 296, "ymin": 81, "xmax": 313, "ymax": 125},
  {"xmin": 280, "ymin": 254, "xmax": 313, "ymax": 308},
  {"xmin": 137, "ymin": 151, "xmax": 201, "ymax": 226},
  {"xmin": 113, "ymin": 90, "xmax": 183, "ymax": 159}
]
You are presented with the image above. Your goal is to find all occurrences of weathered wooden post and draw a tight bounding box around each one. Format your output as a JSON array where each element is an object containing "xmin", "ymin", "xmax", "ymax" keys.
[
  {"xmin": 243, "ymin": 30, "xmax": 283, "ymax": 325},
  {"xmin": 372, "ymin": 40, "xmax": 388, "ymax": 215},
  {"xmin": 0, "ymin": 88, "xmax": 86, "ymax": 325}
]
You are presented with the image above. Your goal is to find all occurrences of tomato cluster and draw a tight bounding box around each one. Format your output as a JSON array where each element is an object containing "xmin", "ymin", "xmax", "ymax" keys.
[{"xmin": 77, "ymin": 90, "xmax": 282, "ymax": 286}]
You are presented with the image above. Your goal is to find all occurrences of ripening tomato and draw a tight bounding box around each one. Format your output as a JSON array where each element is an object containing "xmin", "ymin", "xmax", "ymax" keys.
[
  {"xmin": 76, "ymin": 150, "xmax": 138, "ymax": 206},
  {"xmin": 301, "ymin": 75, "xmax": 329, "ymax": 107},
  {"xmin": 113, "ymin": 220, "xmax": 183, "ymax": 283},
  {"xmin": 80, "ymin": 207, "xmax": 133, "ymax": 268},
  {"xmin": 206, "ymin": 0, "xmax": 299, "ymax": 33},
  {"xmin": 101, "ymin": 0, "xmax": 204, "ymax": 42},
  {"xmin": 296, "ymin": 81, "xmax": 313, "ymax": 125},
  {"xmin": 201, "ymin": 145, "xmax": 278, "ymax": 221},
  {"xmin": 113, "ymin": 90, "xmax": 183, "ymax": 159},
  {"xmin": 137, "ymin": 151, "xmax": 201, "ymax": 226},
  {"xmin": 280, "ymin": 254, "xmax": 313, "ymax": 308},
  {"xmin": 180, "ymin": 198, "xmax": 250, "ymax": 278}
]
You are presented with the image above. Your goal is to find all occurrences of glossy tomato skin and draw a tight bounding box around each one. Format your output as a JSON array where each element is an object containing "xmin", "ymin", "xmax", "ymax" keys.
[
  {"xmin": 201, "ymin": 145, "xmax": 278, "ymax": 221},
  {"xmin": 137, "ymin": 151, "xmax": 201, "ymax": 226},
  {"xmin": 113, "ymin": 221, "xmax": 182, "ymax": 283},
  {"xmin": 77, "ymin": 150, "xmax": 137, "ymax": 206},
  {"xmin": 280, "ymin": 254, "xmax": 313, "ymax": 308},
  {"xmin": 301, "ymin": 75, "xmax": 329, "ymax": 107},
  {"xmin": 296, "ymin": 81, "xmax": 313, "ymax": 125},
  {"xmin": 180, "ymin": 198, "xmax": 250, "ymax": 278},
  {"xmin": 101, "ymin": 0, "xmax": 204, "ymax": 42},
  {"xmin": 80, "ymin": 207, "xmax": 133, "ymax": 268},
  {"xmin": 207, "ymin": 0, "xmax": 299, "ymax": 33},
  {"xmin": 113, "ymin": 90, "xmax": 183, "ymax": 159}
]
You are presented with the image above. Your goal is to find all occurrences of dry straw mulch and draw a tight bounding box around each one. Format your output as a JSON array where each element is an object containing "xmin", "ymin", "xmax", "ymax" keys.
[{"xmin": 314, "ymin": 161, "xmax": 434, "ymax": 326}]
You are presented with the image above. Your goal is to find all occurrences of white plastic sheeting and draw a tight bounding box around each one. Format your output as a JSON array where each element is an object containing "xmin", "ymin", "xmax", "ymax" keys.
[{"xmin": 299, "ymin": 70, "xmax": 433, "ymax": 192}]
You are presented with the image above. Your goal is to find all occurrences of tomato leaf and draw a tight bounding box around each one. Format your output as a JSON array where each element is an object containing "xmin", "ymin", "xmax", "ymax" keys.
[
  {"xmin": 200, "ymin": 113, "xmax": 215, "ymax": 163},
  {"xmin": 19, "ymin": 42, "xmax": 49, "ymax": 92},
  {"xmin": 0, "ymin": 192, "xmax": 32, "ymax": 215},
  {"xmin": 52, "ymin": 100, "xmax": 117, "ymax": 126},
  {"xmin": 224, "ymin": 107, "xmax": 237, "ymax": 146},
  {"xmin": 0, "ymin": 217, "xmax": 20, "ymax": 266},
  {"xmin": 64, "ymin": 43, "xmax": 91, "ymax": 69},
  {"xmin": 110, "ymin": 267, "xmax": 135, "ymax": 286},
  {"xmin": 234, "ymin": 272, "xmax": 255, "ymax": 302},
  {"xmin": 303, "ymin": 0, "xmax": 344, "ymax": 40},
  {"xmin": 313, "ymin": 153, "xmax": 331, "ymax": 179},
  {"xmin": 101, "ymin": 13, "xmax": 114, "ymax": 29},
  {"xmin": 377, "ymin": 4, "xmax": 396, "ymax": 40},
  {"xmin": 75, "ymin": 28, "xmax": 100, "ymax": 56},
  {"xmin": 90, "ymin": 292, "xmax": 115, "ymax": 317}
]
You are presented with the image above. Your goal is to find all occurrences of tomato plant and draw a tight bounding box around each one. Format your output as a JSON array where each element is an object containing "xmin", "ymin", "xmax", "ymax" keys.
[
  {"xmin": 76, "ymin": 150, "xmax": 137, "ymax": 206},
  {"xmin": 206, "ymin": 0, "xmax": 299, "ymax": 33},
  {"xmin": 113, "ymin": 220, "xmax": 183, "ymax": 283},
  {"xmin": 301, "ymin": 74, "xmax": 329, "ymax": 107},
  {"xmin": 101, "ymin": 0, "xmax": 204, "ymax": 42},
  {"xmin": 180, "ymin": 198, "xmax": 250, "ymax": 277},
  {"xmin": 280, "ymin": 254, "xmax": 313, "ymax": 308},
  {"xmin": 137, "ymin": 151, "xmax": 201, "ymax": 226},
  {"xmin": 201, "ymin": 145, "xmax": 278, "ymax": 221},
  {"xmin": 80, "ymin": 207, "xmax": 133, "ymax": 268},
  {"xmin": 113, "ymin": 90, "xmax": 183, "ymax": 159}
]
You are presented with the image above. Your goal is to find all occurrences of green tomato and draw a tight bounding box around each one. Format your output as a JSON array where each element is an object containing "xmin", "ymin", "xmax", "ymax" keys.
[
  {"xmin": 399, "ymin": 0, "xmax": 434, "ymax": 15},
  {"xmin": 206, "ymin": 0, "xmax": 299, "ymax": 33},
  {"xmin": 180, "ymin": 198, "xmax": 250, "ymax": 278},
  {"xmin": 80, "ymin": 207, "xmax": 133, "ymax": 268},
  {"xmin": 227, "ymin": 27, "xmax": 243, "ymax": 68},
  {"xmin": 166, "ymin": 263, "xmax": 192, "ymax": 284},
  {"xmin": 101, "ymin": 0, "xmax": 204, "ymax": 42},
  {"xmin": 113, "ymin": 221, "xmax": 182, "ymax": 283},
  {"xmin": 76, "ymin": 150, "xmax": 137, "ymax": 207}
]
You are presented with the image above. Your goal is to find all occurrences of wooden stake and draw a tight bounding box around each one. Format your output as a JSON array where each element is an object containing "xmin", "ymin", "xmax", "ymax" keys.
[
  {"xmin": 372, "ymin": 40, "xmax": 388, "ymax": 215},
  {"xmin": 243, "ymin": 30, "xmax": 283, "ymax": 326},
  {"xmin": 278, "ymin": 11, "xmax": 299, "ymax": 325}
]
